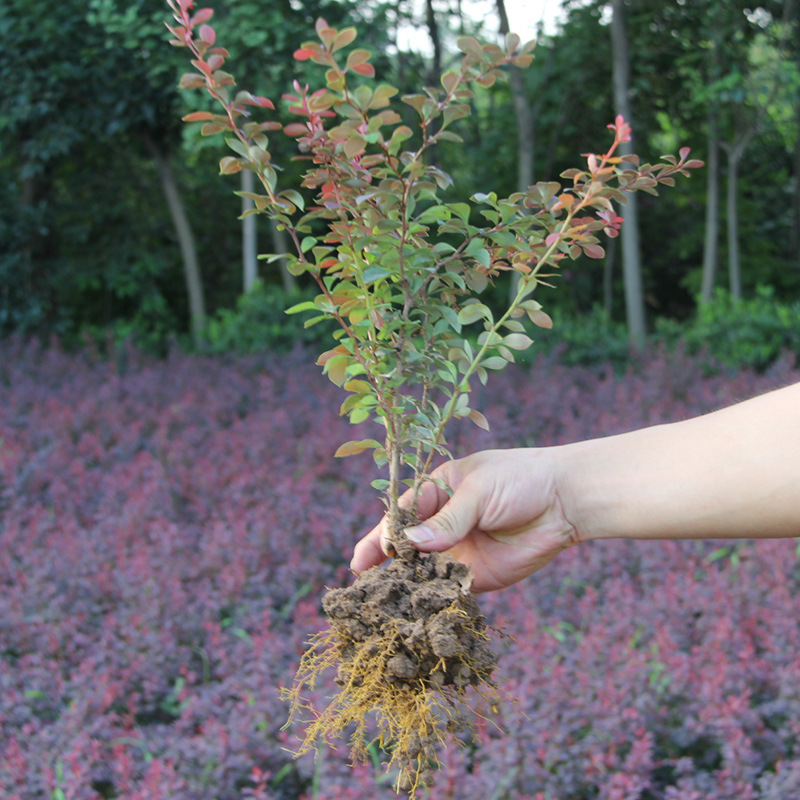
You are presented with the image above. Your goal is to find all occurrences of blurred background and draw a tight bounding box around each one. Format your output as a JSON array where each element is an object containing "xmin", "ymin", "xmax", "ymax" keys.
[{"xmin": 2, "ymin": 0, "xmax": 798, "ymax": 366}]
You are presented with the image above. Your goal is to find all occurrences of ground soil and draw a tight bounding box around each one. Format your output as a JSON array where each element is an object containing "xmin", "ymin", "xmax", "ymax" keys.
[{"xmin": 323, "ymin": 548, "xmax": 497, "ymax": 690}]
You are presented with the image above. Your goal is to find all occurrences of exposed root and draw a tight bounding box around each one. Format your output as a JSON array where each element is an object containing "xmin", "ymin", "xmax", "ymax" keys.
[{"xmin": 282, "ymin": 549, "xmax": 499, "ymax": 795}]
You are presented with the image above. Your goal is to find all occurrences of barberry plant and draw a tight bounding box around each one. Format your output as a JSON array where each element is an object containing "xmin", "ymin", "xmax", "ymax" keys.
[
  {"xmin": 165, "ymin": 1, "xmax": 701, "ymax": 793},
  {"xmin": 165, "ymin": 0, "xmax": 701, "ymax": 542}
]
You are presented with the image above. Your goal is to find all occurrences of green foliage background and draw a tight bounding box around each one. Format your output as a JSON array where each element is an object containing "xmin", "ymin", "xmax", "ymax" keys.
[{"xmin": 2, "ymin": 0, "xmax": 799, "ymax": 365}]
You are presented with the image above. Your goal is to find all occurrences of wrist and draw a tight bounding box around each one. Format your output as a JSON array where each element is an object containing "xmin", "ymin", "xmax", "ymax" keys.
[{"xmin": 551, "ymin": 429, "xmax": 673, "ymax": 544}]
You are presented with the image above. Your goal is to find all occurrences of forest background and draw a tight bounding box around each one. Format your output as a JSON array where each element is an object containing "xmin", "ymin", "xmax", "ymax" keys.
[{"xmin": 1, "ymin": 0, "xmax": 800, "ymax": 366}]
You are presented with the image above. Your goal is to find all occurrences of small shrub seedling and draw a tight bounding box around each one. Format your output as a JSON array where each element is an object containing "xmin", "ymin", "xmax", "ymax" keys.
[{"xmin": 165, "ymin": 1, "xmax": 701, "ymax": 792}]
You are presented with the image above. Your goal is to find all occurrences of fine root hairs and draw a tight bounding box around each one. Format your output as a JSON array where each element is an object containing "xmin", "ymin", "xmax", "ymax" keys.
[{"xmin": 282, "ymin": 597, "xmax": 499, "ymax": 797}]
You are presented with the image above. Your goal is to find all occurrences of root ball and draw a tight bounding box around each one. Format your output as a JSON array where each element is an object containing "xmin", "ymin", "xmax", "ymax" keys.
[{"xmin": 284, "ymin": 548, "xmax": 498, "ymax": 797}]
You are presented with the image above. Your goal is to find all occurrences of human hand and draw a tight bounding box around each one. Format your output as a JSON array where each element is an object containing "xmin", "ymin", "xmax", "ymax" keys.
[{"xmin": 350, "ymin": 448, "xmax": 581, "ymax": 593}]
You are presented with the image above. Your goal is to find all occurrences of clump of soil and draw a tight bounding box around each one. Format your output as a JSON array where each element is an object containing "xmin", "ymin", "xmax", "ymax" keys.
[{"xmin": 283, "ymin": 529, "xmax": 498, "ymax": 795}]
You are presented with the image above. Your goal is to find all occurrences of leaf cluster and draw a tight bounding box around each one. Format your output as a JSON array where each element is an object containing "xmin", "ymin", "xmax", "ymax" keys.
[{"xmin": 166, "ymin": 1, "xmax": 701, "ymax": 515}]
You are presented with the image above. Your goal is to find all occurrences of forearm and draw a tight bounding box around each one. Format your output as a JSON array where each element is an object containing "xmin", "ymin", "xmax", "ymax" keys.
[{"xmin": 556, "ymin": 382, "xmax": 800, "ymax": 543}]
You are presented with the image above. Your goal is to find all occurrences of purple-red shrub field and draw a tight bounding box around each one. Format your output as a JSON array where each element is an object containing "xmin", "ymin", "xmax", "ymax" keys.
[{"xmin": 3, "ymin": 338, "xmax": 800, "ymax": 800}]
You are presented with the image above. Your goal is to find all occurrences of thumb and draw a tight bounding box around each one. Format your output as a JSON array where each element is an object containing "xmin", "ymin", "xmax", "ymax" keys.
[{"xmin": 403, "ymin": 490, "xmax": 480, "ymax": 552}]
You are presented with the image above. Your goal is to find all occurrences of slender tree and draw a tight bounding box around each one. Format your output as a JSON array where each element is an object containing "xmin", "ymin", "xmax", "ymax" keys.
[
  {"xmin": 610, "ymin": 0, "xmax": 646, "ymax": 346},
  {"xmin": 700, "ymin": 23, "xmax": 723, "ymax": 303},
  {"xmin": 495, "ymin": 0, "xmax": 535, "ymax": 192}
]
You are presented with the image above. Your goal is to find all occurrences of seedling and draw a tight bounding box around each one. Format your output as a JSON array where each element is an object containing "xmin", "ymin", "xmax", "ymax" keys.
[{"xmin": 165, "ymin": 1, "xmax": 701, "ymax": 792}]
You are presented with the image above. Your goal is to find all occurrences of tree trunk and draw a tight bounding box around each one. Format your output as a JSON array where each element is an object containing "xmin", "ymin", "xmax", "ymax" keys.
[
  {"xmin": 144, "ymin": 134, "xmax": 206, "ymax": 348},
  {"xmin": 241, "ymin": 170, "xmax": 258, "ymax": 293},
  {"xmin": 611, "ymin": 0, "xmax": 646, "ymax": 348},
  {"xmin": 496, "ymin": 0, "xmax": 535, "ymax": 301},
  {"xmin": 700, "ymin": 107, "xmax": 721, "ymax": 303},
  {"xmin": 793, "ymin": 0, "xmax": 800, "ymax": 267},
  {"xmin": 793, "ymin": 72, "xmax": 800, "ymax": 267},
  {"xmin": 722, "ymin": 123, "xmax": 757, "ymax": 300},
  {"xmin": 604, "ymin": 234, "xmax": 617, "ymax": 317},
  {"xmin": 424, "ymin": 0, "xmax": 442, "ymax": 166},
  {"xmin": 20, "ymin": 171, "xmax": 36, "ymax": 294},
  {"xmin": 725, "ymin": 145, "xmax": 743, "ymax": 299},
  {"xmin": 495, "ymin": 0, "xmax": 534, "ymax": 192}
]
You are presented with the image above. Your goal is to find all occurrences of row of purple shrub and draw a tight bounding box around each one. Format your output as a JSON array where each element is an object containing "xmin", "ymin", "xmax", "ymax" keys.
[{"xmin": 1, "ymin": 338, "xmax": 800, "ymax": 799}]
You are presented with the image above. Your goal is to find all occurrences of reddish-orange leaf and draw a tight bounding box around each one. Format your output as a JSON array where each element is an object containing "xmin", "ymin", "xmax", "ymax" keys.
[
  {"xmin": 529, "ymin": 309, "xmax": 553, "ymax": 329},
  {"xmin": 468, "ymin": 409, "xmax": 490, "ymax": 431},
  {"xmin": 334, "ymin": 439, "xmax": 383, "ymax": 458},
  {"xmin": 189, "ymin": 8, "xmax": 214, "ymax": 26},
  {"xmin": 201, "ymin": 122, "xmax": 229, "ymax": 136},
  {"xmin": 284, "ymin": 122, "xmax": 308, "ymax": 137},
  {"xmin": 198, "ymin": 24, "xmax": 216, "ymax": 45},
  {"xmin": 179, "ymin": 73, "xmax": 206, "ymax": 89},
  {"xmin": 219, "ymin": 156, "xmax": 242, "ymax": 174},
  {"xmin": 182, "ymin": 111, "xmax": 215, "ymax": 122}
]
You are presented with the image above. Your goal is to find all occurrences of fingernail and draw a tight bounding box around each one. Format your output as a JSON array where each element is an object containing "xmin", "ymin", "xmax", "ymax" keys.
[{"xmin": 405, "ymin": 524, "xmax": 435, "ymax": 544}]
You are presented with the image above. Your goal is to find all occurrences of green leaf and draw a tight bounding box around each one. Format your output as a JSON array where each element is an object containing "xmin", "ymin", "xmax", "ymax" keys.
[
  {"xmin": 478, "ymin": 331, "xmax": 503, "ymax": 346},
  {"xmin": 457, "ymin": 303, "xmax": 491, "ymax": 325},
  {"xmin": 468, "ymin": 247, "xmax": 490, "ymax": 268},
  {"xmin": 285, "ymin": 301, "xmax": 317, "ymax": 315},
  {"xmin": 450, "ymin": 203, "xmax": 471, "ymax": 223},
  {"xmin": 350, "ymin": 407, "xmax": 370, "ymax": 424},
  {"xmin": 490, "ymin": 231, "xmax": 517, "ymax": 247},
  {"xmin": 301, "ymin": 236, "xmax": 317, "ymax": 253},
  {"xmin": 440, "ymin": 306, "xmax": 461, "ymax": 333},
  {"xmin": 464, "ymin": 269, "xmax": 488, "ymax": 293},
  {"xmin": 480, "ymin": 357, "xmax": 508, "ymax": 370},
  {"xmin": 343, "ymin": 379, "xmax": 373, "ymax": 394},
  {"xmin": 323, "ymin": 354, "xmax": 351, "ymax": 386},
  {"xmin": 281, "ymin": 190, "xmax": 305, "ymax": 212},
  {"xmin": 417, "ymin": 205, "xmax": 452, "ymax": 223},
  {"xmin": 362, "ymin": 266, "xmax": 391, "ymax": 283},
  {"xmin": 225, "ymin": 137, "xmax": 250, "ymax": 157}
]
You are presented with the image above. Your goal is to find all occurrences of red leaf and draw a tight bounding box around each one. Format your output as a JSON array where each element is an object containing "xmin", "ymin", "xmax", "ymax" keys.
[
  {"xmin": 201, "ymin": 122, "xmax": 229, "ymax": 136},
  {"xmin": 236, "ymin": 92, "xmax": 274, "ymax": 109},
  {"xmin": 284, "ymin": 122, "xmax": 309, "ymax": 137},
  {"xmin": 199, "ymin": 24, "xmax": 216, "ymax": 45},
  {"xmin": 179, "ymin": 73, "xmax": 206, "ymax": 89},
  {"xmin": 294, "ymin": 48, "xmax": 316, "ymax": 61},
  {"xmin": 582, "ymin": 243, "xmax": 605, "ymax": 259},
  {"xmin": 468, "ymin": 409, "xmax": 490, "ymax": 431},
  {"xmin": 189, "ymin": 8, "xmax": 214, "ymax": 26},
  {"xmin": 528, "ymin": 309, "xmax": 553, "ymax": 328},
  {"xmin": 182, "ymin": 111, "xmax": 215, "ymax": 122},
  {"xmin": 190, "ymin": 58, "xmax": 211, "ymax": 76},
  {"xmin": 219, "ymin": 156, "xmax": 242, "ymax": 174},
  {"xmin": 351, "ymin": 63, "xmax": 375, "ymax": 77}
]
